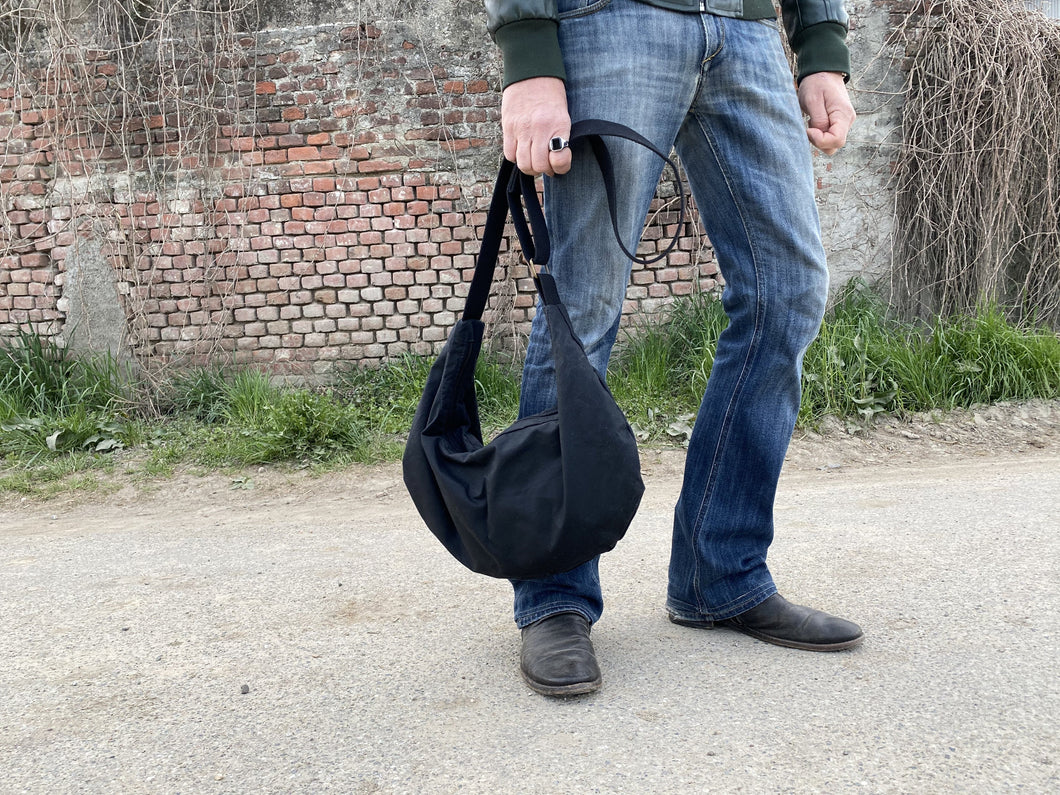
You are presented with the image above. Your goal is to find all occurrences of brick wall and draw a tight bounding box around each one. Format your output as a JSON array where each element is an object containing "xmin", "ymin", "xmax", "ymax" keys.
[
  {"xmin": 3, "ymin": 0, "xmax": 928, "ymax": 375},
  {"xmin": 0, "ymin": 16, "xmax": 718, "ymax": 376}
]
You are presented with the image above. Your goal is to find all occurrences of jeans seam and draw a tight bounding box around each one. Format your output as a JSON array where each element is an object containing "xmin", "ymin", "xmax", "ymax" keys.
[
  {"xmin": 557, "ymin": 0, "xmax": 612, "ymax": 21},
  {"xmin": 700, "ymin": 12, "xmax": 724, "ymax": 64},
  {"xmin": 684, "ymin": 113, "xmax": 767, "ymax": 614}
]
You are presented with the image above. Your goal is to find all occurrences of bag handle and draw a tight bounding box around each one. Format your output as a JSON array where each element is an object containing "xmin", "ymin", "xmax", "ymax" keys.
[
  {"xmin": 463, "ymin": 159, "xmax": 520, "ymax": 322},
  {"xmin": 463, "ymin": 120, "xmax": 686, "ymax": 321},
  {"xmin": 571, "ymin": 119, "xmax": 686, "ymax": 266}
]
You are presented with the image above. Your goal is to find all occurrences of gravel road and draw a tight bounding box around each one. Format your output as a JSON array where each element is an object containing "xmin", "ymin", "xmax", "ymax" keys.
[{"xmin": 1, "ymin": 416, "xmax": 1057, "ymax": 793}]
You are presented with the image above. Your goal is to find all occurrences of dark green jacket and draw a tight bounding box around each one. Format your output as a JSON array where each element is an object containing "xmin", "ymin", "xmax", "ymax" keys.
[{"xmin": 486, "ymin": 0, "xmax": 850, "ymax": 86}]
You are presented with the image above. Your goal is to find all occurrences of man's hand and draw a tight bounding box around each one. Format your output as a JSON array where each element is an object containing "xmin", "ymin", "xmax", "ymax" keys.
[
  {"xmin": 797, "ymin": 72, "xmax": 856, "ymax": 156},
  {"xmin": 501, "ymin": 76, "xmax": 572, "ymax": 177}
]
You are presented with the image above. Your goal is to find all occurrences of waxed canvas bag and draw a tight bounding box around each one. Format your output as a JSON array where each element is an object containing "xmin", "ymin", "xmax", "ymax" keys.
[{"xmin": 402, "ymin": 120, "xmax": 684, "ymax": 579}]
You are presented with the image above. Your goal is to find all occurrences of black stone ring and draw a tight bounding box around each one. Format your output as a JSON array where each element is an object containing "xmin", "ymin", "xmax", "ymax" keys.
[{"xmin": 548, "ymin": 136, "xmax": 570, "ymax": 153}]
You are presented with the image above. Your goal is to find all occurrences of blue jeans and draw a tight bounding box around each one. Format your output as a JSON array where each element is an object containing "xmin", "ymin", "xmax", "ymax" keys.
[{"xmin": 512, "ymin": 0, "xmax": 829, "ymax": 627}]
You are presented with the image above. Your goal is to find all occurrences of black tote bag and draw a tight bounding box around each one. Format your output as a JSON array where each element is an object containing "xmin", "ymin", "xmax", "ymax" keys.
[{"xmin": 402, "ymin": 120, "xmax": 685, "ymax": 579}]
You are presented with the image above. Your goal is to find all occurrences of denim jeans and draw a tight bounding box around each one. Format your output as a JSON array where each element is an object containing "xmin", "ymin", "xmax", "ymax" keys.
[{"xmin": 512, "ymin": 0, "xmax": 829, "ymax": 627}]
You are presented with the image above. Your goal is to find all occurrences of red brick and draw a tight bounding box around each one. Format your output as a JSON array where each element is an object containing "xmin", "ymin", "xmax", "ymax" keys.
[
  {"xmin": 304, "ymin": 162, "xmax": 335, "ymax": 175},
  {"xmin": 359, "ymin": 159, "xmax": 402, "ymax": 174},
  {"xmin": 288, "ymin": 146, "xmax": 321, "ymax": 161}
]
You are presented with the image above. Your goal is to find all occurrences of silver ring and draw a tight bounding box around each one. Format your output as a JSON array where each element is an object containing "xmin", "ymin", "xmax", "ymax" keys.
[{"xmin": 548, "ymin": 136, "xmax": 570, "ymax": 153}]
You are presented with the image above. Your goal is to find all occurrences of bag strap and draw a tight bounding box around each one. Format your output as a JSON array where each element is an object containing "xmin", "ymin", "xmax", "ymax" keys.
[
  {"xmin": 463, "ymin": 160, "xmax": 516, "ymax": 322},
  {"xmin": 571, "ymin": 119, "xmax": 686, "ymax": 266},
  {"xmin": 463, "ymin": 120, "xmax": 686, "ymax": 321}
]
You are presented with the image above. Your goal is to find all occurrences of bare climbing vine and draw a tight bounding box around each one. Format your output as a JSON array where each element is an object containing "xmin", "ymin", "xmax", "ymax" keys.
[
  {"xmin": 892, "ymin": 0, "xmax": 1060, "ymax": 326},
  {"xmin": 1, "ymin": 0, "xmax": 259, "ymax": 367}
]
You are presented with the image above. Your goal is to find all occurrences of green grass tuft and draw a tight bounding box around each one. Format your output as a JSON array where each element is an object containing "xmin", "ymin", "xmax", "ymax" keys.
[
  {"xmin": 2, "ymin": 284, "xmax": 1057, "ymax": 496},
  {"xmin": 608, "ymin": 282, "xmax": 1059, "ymax": 435}
]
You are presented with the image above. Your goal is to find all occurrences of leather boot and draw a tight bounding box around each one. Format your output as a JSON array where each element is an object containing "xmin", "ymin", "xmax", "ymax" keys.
[
  {"xmin": 520, "ymin": 612, "xmax": 602, "ymax": 696},
  {"xmin": 671, "ymin": 593, "xmax": 864, "ymax": 651}
]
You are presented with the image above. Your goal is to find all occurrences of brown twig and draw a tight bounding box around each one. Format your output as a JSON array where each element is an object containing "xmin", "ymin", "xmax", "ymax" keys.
[{"xmin": 892, "ymin": 0, "xmax": 1060, "ymax": 326}]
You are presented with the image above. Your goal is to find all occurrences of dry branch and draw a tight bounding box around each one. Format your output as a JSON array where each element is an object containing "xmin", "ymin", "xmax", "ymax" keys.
[{"xmin": 892, "ymin": 0, "xmax": 1060, "ymax": 326}]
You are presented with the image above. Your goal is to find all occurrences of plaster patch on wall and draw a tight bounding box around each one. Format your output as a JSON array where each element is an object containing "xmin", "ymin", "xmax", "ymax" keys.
[
  {"xmin": 59, "ymin": 239, "xmax": 130, "ymax": 357},
  {"xmin": 815, "ymin": 0, "xmax": 905, "ymax": 290}
]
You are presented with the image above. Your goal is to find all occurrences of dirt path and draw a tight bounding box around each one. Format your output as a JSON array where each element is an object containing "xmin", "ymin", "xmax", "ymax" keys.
[
  {"xmin": 5, "ymin": 399, "xmax": 1057, "ymax": 526},
  {"xmin": 1, "ymin": 400, "xmax": 1057, "ymax": 793}
]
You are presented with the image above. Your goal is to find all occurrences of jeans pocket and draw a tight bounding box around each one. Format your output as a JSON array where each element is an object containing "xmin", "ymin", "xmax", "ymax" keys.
[
  {"xmin": 557, "ymin": 0, "xmax": 613, "ymax": 21},
  {"xmin": 753, "ymin": 15, "xmax": 781, "ymax": 30}
]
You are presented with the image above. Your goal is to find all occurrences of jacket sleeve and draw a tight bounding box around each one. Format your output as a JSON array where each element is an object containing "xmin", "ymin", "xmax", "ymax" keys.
[
  {"xmin": 485, "ymin": 0, "xmax": 565, "ymax": 87},
  {"xmin": 486, "ymin": 0, "xmax": 851, "ymax": 87},
  {"xmin": 779, "ymin": 0, "xmax": 851, "ymax": 82}
]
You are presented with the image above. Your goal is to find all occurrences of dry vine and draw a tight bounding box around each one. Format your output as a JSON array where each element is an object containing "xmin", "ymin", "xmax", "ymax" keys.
[
  {"xmin": 1, "ymin": 0, "xmax": 257, "ymax": 370},
  {"xmin": 892, "ymin": 0, "xmax": 1060, "ymax": 326}
]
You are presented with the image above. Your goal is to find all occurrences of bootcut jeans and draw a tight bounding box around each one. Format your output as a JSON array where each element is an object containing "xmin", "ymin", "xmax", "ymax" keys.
[{"xmin": 512, "ymin": 0, "xmax": 830, "ymax": 628}]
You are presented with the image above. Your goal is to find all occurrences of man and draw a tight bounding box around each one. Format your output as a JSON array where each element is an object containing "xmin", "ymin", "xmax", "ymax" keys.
[{"xmin": 485, "ymin": 0, "xmax": 863, "ymax": 697}]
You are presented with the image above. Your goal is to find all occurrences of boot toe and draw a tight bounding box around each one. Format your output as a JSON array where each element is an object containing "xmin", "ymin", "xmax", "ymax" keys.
[
  {"xmin": 520, "ymin": 612, "xmax": 602, "ymax": 696},
  {"xmin": 717, "ymin": 593, "xmax": 864, "ymax": 651}
]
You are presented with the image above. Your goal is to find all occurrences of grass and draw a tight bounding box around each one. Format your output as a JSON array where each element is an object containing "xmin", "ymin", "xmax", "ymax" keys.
[
  {"xmin": 796, "ymin": 284, "xmax": 1060, "ymax": 424},
  {"xmin": 607, "ymin": 292, "xmax": 729, "ymax": 441},
  {"xmin": 2, "ymin": 284, "xmax": 1058, "ymax": 497},
  {"xmin": 609, "ymin": 281, "xmax": 1060, "ymax": 436}
]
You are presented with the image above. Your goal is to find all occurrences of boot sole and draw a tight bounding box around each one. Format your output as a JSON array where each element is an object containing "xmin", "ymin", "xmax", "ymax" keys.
[
  {"xmin": 520, "ymin": 668, "xmax": 602, "ymax": 697},
  {"xmin": 669, "ymin": 614, "xmax": 864, "ymax": 652}
]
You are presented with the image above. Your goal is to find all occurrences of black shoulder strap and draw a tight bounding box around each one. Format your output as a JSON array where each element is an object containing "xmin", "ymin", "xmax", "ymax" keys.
[
  {"xmin": 571, "ymin": 119, "xmax": 686, "ymax": 266},
  {"xmin": 463, "ymin": 159, "xmax": 517, "ymax": 322},
  {"xmin": 463, "ymin": 120, "xmax": 686, "ymax": 321}
]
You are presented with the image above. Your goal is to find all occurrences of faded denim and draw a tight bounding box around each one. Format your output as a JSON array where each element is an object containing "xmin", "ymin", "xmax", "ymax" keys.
[{"xmin": 512, "ymin": 0, "xmax": 829, "ymax": 627}]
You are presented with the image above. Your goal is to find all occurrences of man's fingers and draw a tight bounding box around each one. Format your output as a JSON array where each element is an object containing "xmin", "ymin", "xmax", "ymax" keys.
[
  {"xmin": 806, "ymin": 108, "xmax": 852, "ymax": 155},
  {"xmin": 806, "ymin": 128, "xmax": 841, "ymax": 156},
  {"xmin": 798, "ymin": 71, "xmax": 855, "ymax": 156},
  {"xmin": 503, "ymin": 131, "xmax": 517, "ymax": 167},
  {"xmin": 806, "ymin": 107, "xmax": 832, "ymax": 135},
  {"xmin": 550, "ymin": 147, "xmax": 572, "ymax": 176},
  {"xmin": 530, "ymin": 139, "xmax": 554, "ymax": 177},
  {"xmin": 501, "ymin": 76, "xmax": 571, "ymax": 177},
  {"xmin": 507, "ymin": 133, "xmax": 572, "ymax": 177},
  {"xmin": 828, "ymin": 114, "xmax": 852, "ymax": 150}
]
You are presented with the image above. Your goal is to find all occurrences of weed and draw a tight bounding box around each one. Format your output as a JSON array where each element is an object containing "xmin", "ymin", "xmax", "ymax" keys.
[
  {"xmin": 608, "ymin": 291, "xmax": 728, "ymax": 437},
  {"xmin": 335, "ymin": 355, "xmax": 433, "ymax": 434},
  {"xmin": 221, "ymin": 369, "xmax": 278, "ymax": 426},
  {"xmin": 166, "ymin": 365, "xmax": 231, "ymax": 422},
  {"xmin": 1, "ymin": 283, "xmax": 1056, "ymax": 495},
  {"xmin": 0, "ymin": 328, "xmax": 130, "ymax": 416}
]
